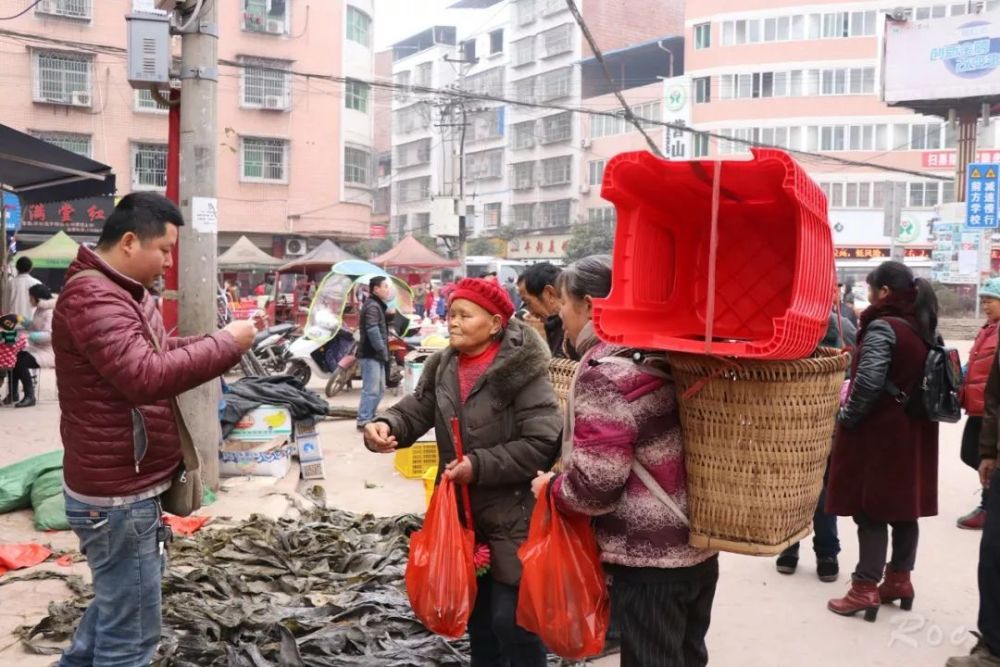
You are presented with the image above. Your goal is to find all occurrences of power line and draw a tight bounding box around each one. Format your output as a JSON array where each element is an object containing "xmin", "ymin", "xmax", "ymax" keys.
[
  {"xmin": 0, "ymin": 25, "xmax": 954, "ymax": 182},
  {"xmin": 0, "ymin": 0, "xmax": 42, "ymax": 21}
]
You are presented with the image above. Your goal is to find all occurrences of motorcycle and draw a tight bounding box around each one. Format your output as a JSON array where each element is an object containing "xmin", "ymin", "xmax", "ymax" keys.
[
  {"xmin": 252, "ymin": 322, "xmax": 297, "ymax": 375},
  {"xmin": 284, "ymin": 263, "xmax": 416, "ymax": 394},
  {"xmin": 324, "ymin": 324, "xmax": 414, "ymax": 398}
]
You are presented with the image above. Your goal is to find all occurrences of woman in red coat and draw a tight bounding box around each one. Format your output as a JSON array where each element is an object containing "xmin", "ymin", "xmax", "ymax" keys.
[
  {"xmin": 958, "ymin": 278, "xmax": 1000, "ymax": 530},
  {"xmin": 826, "ymin": 261, "xmax": 940, "ymax": 623}
]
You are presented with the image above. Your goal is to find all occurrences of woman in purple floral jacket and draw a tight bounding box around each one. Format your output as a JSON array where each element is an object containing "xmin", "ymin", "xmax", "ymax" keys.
[{"xmin": 532, "ymin": 255, "xmax": 718, "ymax": 667}]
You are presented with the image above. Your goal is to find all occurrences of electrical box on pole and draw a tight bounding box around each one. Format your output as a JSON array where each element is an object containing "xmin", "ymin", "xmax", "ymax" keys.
[{"xmin": 126, "ymin": 12, "xmax": 171, "ymax": 90}]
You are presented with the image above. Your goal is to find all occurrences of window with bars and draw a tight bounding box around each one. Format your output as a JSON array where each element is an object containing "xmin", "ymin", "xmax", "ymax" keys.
[
  {"xmin": 694, "ymin": 77, "xmax": 711, "ymax": 104},
  {"xmin": 394, "ymin": 70, "xmax": 411, "ymax": 101},
  {"xmin": 541, "ymin": 112, "xmax": 572, "ymax": 144},
  {"xmin": 346, "ymin": 6, "xmax": 372, "ymax": 46},
  {"xmin": 241, "ymin": 58, "xmax": 291, "ymax": 109},
  {"xmin": 538, "ymin": 67, "xmax": 571, "ymax": 102},
  {"xmin": 590, "ymin": 114, "xmax": 625, "ymax": 138},
  {"xmin": 394, "ymin": 214, "xmax": 408, "ymax": 234},
  {"xmin": 393, "ymin": 103, "xmax": 432, "ymax": 134},
  {"xmin": 345, "ymin": 79, "xmax": 370, "ymax": 113},
  {"xmin": 588, "ymin": 207, "xmax": 616, "ymax": 227},
  {"xmin": 694, "ymin": 23, "xmax": 711, "ymax": 49},
  {"xmin": 721, "ymin": 9, "xmax": 875, "ymax": 45},
  {"xmin": 135, "ymin": 89, "xmax": 169, "ymax": 113},
  {"xmin": 588, "ymin": 159, "xmax": 606, "ymax": 186},
  {"xmin": 241, "ymin": 137, "xmax": 288, "ymax": 183},
  {"xmin": 243, "ymin": 0, "xmax": 288, "ymax": 34},
  {"xmin": 512, "ymin": 37, "xmax": 535, "ymax": 67},
  {"xmin": 132, "ymin": 143, "xmax": 167, "ymax": 189},
  {"xmin": 36, "ymin": 0, "xmax": 91, "ymax": 20},
  {"xmin": 542, "ymin": 0, "xmax": 566, "ymax": 15},
  {"xmin": 512, "ymin": 203, "xmax": 536, "ymax": 228},
  {"xmin": 634, "ymin": 102, "xmax": 661, "ymax": 128},
  {"xmin": 395, "ymin": 138, "xmax": 432, "ymax": 169},
  {"xmin": 515, "ymin": 0, "xmax": 537, "ymax": 26},
  {"xmin": 485, "ymin": 202, "xmax": 502, "ymax": 228},
  {"xmin": 540, "ymin": 199, "xmax": 572, "ymax": 228},
  {"xmin": 415, "ymin": 62, "xmax": 433, "ymax": 88},
  {"xmin": 33, "ymin": 51, "xmax": 91, "ymax": 105},
  {"xmin": 541, "ymin": 24, "xmax": 573, "ymax": 58},
  {"xmin": 514, "ymin": 76, "xmax": 536, "ymax": 104},
  {"xmin": 414, "ymin": 212, "xmax": 432, "ymax": 232},
  {"xmin": 540, "ymin": 156, "xmax": 572, "ymax": 187},
  {"xmin": 467, "ymin": 149, "xmax": 504, "ymax": 181},
  {"xmin": 512, "ymin": 161, "xmax": 535, "ymax": 190},
  {"xmin": 32, "ymin": 131, "xmax": 91, "ymax": 157},
  {"xmin": 513, "ymin": 120, "xmax": 536, "ymax": 150},
  {"xmin": 397, "ymin": 176, "xmax": 431, "ymax": 202},
  {"xmin": 466, "ymin": 67, "xmax": 504, "ymax": 97},
  {"xmin": 344, "ymin": 146, "xmax": 371, "ymax": 186},
  {"xmin": 470, "ymin": 108, "xmax": 504, "ymax": 142}
]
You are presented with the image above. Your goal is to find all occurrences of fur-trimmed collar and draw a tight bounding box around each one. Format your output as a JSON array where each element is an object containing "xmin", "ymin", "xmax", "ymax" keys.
[{"xmin": 416, "ymin": 318, "xmax": 551, "ymax": 403}]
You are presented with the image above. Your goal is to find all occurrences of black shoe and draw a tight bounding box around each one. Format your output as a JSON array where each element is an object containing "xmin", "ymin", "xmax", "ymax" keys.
[
  {"xmin": 2, "ymin": 394, "xmax": 17, "ymax": 405},
  {"xmin": 776, "ymin": 553, "xmax": 798, "ymax": 575},
  {"xmin": 15, "ymin": 395, "xmax": 36, "ymax": 408},
  {"xmin": 817, "ymin": 556, "xmax": 840, "ymax": 583}
]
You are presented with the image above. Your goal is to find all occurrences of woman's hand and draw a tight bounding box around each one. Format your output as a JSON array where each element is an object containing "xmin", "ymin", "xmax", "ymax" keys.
[
  {"xmin": 443, "ymin": 458, "xmax": 474, "ymax": 484},
  {"xmin": 531, "ymin": 471, "xmax": 555, "ymax": 499},
  {"xmin": 363, "ymin": 422, "xmax": 397, "ymax": 453}
]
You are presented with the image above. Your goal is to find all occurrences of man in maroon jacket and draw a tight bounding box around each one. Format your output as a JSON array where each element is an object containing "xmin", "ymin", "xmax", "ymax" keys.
[{"xmin": 53, "ymin": 192, "xmax": 255, "ymax": 667}]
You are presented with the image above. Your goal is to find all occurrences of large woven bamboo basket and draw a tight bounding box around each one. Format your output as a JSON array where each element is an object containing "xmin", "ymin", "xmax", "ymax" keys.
[
  {"xmin": 669, "ymin": 348, "xmax": 850, "ymax": 556},
  {"xmin": 548, "ymin": 358, "xmax": 578, "ymax": 415}
]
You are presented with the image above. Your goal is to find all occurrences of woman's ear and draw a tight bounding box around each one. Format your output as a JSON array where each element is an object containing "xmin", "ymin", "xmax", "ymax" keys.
[
  {"xmin": 491, "ymin": 315, "xmax": 503, "ymax": 338},
  {"xmin": 584, "ymin": 294, "xmax": 594, "ymax": 313}
]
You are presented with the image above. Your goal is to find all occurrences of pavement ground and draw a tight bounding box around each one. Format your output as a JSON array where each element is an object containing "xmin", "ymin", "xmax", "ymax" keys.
[{"xmin": 0, "ymin": 339, "xmax": 987, "ymax": 667}]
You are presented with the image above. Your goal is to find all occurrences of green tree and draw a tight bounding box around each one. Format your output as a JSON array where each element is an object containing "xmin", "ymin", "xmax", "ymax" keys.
[
  {"xmin": 466, "ymin": 236, "xmax": 501, "ymax": 256},
  {"xmin": 564, "ymin": 221, "xmax": 615, "ymax": 262},
  {"xmin": 412, "ymin": 232, "xmax": 439, "ymax": 252}
]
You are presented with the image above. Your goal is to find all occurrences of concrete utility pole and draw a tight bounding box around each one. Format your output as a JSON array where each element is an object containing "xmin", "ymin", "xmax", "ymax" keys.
[{"xmin": 177, "ymin": 0, "xmax": 222, "ymax": 487}]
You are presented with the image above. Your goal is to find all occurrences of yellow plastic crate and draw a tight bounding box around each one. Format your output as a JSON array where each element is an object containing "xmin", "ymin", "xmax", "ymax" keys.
[
  {"xmin": 422, "ymin": 466, "xmax": 438, "ymax": 508},
  {"xmin": 394, "ymin": 442, "xmax": 439, "ymax": 479}
]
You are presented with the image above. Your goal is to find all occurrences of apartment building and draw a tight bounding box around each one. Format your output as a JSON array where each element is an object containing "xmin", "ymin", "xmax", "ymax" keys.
[
  {"xmin": 1, "ymin": 0, "xmax": 378, "ymax": 258},
  {"xmin": 389, "ymin": 0, "xmax": 683, "ymax": 261},
  {"xmin": 685, "ymin": 0, "xmax": 1000, "ymax": 278}
]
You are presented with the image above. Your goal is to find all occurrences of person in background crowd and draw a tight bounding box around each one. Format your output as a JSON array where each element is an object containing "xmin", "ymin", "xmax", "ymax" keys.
[
  {"xmin": 6, "ymin": 283, "xmax": 56, "ymax": 408},
  {"xmin": 948, "ymin": 303, "xmax": 1000, "ymax": 666},
  {"xmin": 357, "ymin": 276, "xmax": 392, "ymax": 431},
  {"xmin": 826, "ymin": 261, "xmax": 940, "ymax": 623},
  {"xmin": 424, "ymin": 283, "xmax": 435, "ymax": 318},
  {"xmin": 53, "ymin": 192, "xmax": 254, "ymax": 667},
  {"xmin": 533, "ymin": 256, "xmax": 718, "ymax": 666},
  {"xmin": 505, "ymin": 275, "xmax": 521, "ymax": 311},
  {"xmin": 365, "ymin": 277, "xmax": 561, "ymax": 666},
  {"xmin": 775, "ymin": 296, "xmax": 857, "ymax": 582},
  {"xmin": 957, "ymin": 278, "xmax": 1000, "ymax": 531},
  {"xmin": 6, "ymin": 256, "xmax": 41, "ymax": 321},
  {"xmin": 224, "ymin": 280, "xmax": 239, "ymax": 303},
  {"xmin": 414, "ymin": 283, "xmax": 426, "ymax": 319},
  {"xmin": 517, "ymin": 262, "xmax": 567, "ymax": 358},
  {"xmin": 839, "ymin": 281, "xmax": 859, "ymax": 328},
  {"xmin": 435, "ymin": 287, "xmax": 448, "ymax": 320}
]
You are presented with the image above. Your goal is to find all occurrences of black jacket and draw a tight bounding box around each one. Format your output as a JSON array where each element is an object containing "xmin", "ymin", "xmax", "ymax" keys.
[
  {"xmin": 359, "ymin": 296, "xmax": 389, "ymax": 361},
  {"xmin": 543, "ymin": 314, "xmax": 567, "ymax": 359},
  {"xmin": 838, "ymin": 319, "xmax": 894, "ymax": 429}
]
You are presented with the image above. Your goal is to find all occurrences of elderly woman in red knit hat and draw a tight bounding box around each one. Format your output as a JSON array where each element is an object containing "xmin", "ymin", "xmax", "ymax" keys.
[{"xmin": 363, "ymin": 277, "xmax": 562, "ymax": 665}]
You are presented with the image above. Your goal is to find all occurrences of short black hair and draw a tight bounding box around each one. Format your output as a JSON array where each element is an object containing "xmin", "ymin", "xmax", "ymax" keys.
[
  {"xmin": 28, "ymin": 283, "xmax": 52, "ymax": 301},
  {"xmin": 519, "ymin": 262, "xmax": 562, "ymax": 298},
  {"xmin": 97, "ymin": 192, "xmax": 184, "ymax": 249},
  {"xmin": 369, "ymin": 276, "xmax": 387, "ymax": 292},
  {"xmin": 15, "ymin": 257, "xmax": 32, "ymax": 274}
]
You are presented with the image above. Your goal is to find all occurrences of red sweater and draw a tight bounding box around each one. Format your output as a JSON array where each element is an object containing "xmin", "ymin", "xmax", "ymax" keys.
[{"xmin": 458, "ymin": 341, "xmax": 500, "ymax": 404}]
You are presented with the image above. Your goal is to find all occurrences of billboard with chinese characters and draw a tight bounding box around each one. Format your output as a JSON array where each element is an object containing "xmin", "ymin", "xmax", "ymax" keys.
[
  {"xmin": 922, "ymin": 149, "xmax": 1000, "ymax": 168},
  {"xmin": 507, "ymin": 234, "xmax": 571, "ymax": 261},
  {"xmin": 663, "ymin": 75, "xmax": 692, "ymax": 160},
  {"xmin": 19, "ymin": 196, "xmax": 114, "ymax": 234},
  {"xmin": 883, "ymin": 12, "xmax": 1000, "ymax": 104}
]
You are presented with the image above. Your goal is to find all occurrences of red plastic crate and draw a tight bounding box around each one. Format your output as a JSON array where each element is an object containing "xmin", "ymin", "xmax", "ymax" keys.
[{"xmin": 593, "ymin": 148, "xmax": 834, "ymax": 360}]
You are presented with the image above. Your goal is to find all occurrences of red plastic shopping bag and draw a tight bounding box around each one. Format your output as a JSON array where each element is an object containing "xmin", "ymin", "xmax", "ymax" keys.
[
  {"xmin": 405, "ymin": 476, "xmax": 477, "ymax": 638},
  {"xmin": 0, "ymin": 543, "xmax": 52, "ymax": 576},
  {"xmin": 516, "ymin": 479, "xmax": 610, "ymax": 659}
]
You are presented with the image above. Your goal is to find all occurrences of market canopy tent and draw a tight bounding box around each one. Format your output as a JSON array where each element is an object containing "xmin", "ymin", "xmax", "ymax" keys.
[
  {"xmin": 371, "ymin": 234, "xmax": 459, "ymax": 270},
  {"xmin": 217, "ymin": 236, "xmax": 283, "ymax": 272},
  {"xmin": 13, "ymin": 230, "xmax": 80, "ymax": 269},
  {"xmin": 0, "ymin": 124, "xmax": 115, "ymax": 205},
  {"xmin": 278, "ymin": 240, "xmax": 359, "ymax": 274}
]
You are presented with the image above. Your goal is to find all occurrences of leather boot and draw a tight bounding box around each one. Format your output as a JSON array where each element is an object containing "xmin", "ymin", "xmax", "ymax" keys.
[
  {"xmin": 878, "ymin": 566, "xmax": 914, "ymax": 611},
  {"xmin": 828, "ymin": 579, "xmax": 880, "ymax": 622}
]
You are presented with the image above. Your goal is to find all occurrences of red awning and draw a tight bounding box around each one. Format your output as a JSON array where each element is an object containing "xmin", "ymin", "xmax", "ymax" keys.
[{"xmin": 371, "ymin": 234, "xmax": 460, "ymax": 269}]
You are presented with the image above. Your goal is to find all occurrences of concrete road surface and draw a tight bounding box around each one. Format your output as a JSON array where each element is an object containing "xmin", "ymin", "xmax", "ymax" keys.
[{"xmin": 0, "ymin": 340, "xmax": 986, "ymax": 666}]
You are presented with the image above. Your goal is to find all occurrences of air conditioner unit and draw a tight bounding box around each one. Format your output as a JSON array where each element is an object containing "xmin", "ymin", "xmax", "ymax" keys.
[
  {"xmin": 580, "ymin": 137, "xmax": 592, "ymax": 149},
  {"xmin": 70, "ymin": 91, "xmax": 92, "ymax": 107},
  {"xmin": 266, "ymin": 19, "xmax": 285, "ymax": 34},
  {"xmin": 263, "ymin": 95, "xmax": 284, "ymax": 110},
  {"xmin": 579, "ymin": 184, "xmax": 591, "ymax": 195},
  {"xmin": 285, "ymin": 238, "xmax": 307, "ymax": 256}
]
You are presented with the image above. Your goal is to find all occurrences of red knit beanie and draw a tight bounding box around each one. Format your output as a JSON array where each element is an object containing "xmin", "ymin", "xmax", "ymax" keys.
[{"xmin": 448, "ymin": 277, "xmax": 515, "ymax": 326}]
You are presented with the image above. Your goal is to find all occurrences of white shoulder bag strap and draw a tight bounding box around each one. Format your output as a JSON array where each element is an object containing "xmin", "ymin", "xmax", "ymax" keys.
[{"xmin": 597, "ymin": 353, "xmax": 690, "ymax": 528}]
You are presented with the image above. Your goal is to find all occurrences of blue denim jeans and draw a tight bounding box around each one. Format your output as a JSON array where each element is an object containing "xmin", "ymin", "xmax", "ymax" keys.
[
  {"xmin": 59, "ymin": 494, "xmax": 166, "ymax": 667},
  {"xmin": 357, "ymin": 357, "xmax": 386, "ymax": 425}
]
